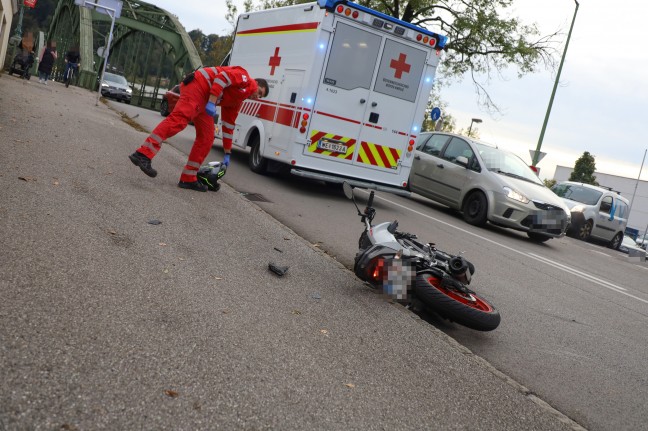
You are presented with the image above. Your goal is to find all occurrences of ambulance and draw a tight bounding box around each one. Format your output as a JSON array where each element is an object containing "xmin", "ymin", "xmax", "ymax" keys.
[{"xmin": 221, "ymin": 0, "xmax": 447, "ymax": 195}]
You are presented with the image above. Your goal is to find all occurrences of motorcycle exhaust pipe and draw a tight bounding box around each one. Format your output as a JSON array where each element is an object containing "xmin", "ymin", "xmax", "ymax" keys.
[{"xmin": 448, "ymin": 256, "xmax": 475, "ymax": 285}]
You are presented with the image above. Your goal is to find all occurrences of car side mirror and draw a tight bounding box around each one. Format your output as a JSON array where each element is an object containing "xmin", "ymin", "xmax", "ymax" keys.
[{"xmin": 455, "ymin": 155, "xmax": 469, "ymax": 167}]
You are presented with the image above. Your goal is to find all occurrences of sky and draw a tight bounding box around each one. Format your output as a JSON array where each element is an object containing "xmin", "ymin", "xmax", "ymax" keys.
[{"xmin": 150, "ymin": 0, "xmax": 648, "ymax": 182}]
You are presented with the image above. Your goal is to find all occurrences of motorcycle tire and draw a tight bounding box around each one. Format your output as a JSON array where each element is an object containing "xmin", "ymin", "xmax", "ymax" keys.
[{"xmin": 413, "ymin": 271, "xmax": 501, "ymax": 331}]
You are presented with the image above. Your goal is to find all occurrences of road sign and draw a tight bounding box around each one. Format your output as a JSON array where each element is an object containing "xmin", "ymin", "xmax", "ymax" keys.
[
  {"xmin": 430, "ymin": 107, "xmax": 441, "ymax": 121},
  {"xmin": 529, "ymin": 150, "xmax": 546, "ymax": 164}
]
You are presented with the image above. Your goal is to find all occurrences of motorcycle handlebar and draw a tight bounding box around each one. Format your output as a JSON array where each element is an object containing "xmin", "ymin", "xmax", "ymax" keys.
[{"xmin": 364, "ymin": 191, "xmax": 375, "ymax": 215}]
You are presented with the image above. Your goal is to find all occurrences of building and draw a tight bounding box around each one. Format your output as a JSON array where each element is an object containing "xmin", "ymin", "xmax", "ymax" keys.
[
  {"xmin": 0, "ymin": 0, "xmax": 18, "ymax": 67},
  {"xmin": 554, "ymin": 166, "xmax": 648, "ymax": 235}
]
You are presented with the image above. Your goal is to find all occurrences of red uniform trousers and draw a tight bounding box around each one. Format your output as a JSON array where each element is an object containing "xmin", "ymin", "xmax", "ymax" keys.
[{"xmin": 136, "ymin": 80, "xmax": 214, "ymax": 182}]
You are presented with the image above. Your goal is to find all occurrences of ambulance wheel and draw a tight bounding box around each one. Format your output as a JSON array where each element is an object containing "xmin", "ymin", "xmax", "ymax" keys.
[{"xmin": 248, "ymin": 134, "xmax": 267, "ymax": 174}]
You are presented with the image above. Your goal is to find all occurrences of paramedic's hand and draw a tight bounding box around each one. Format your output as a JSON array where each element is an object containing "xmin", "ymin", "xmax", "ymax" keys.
[
  {"xmin": 223, "ymin": 153, "xmax": 231, "ymax": 167},
  {"xmin": 205, "ymin": 101, "xmax": 217, "ymax": 117}
]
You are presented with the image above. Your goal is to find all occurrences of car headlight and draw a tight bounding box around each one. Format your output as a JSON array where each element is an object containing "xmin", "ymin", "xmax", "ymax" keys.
[
  {"xmin": 126, "ymin": 88, "xmax": 132, "ymax": 94},
  {"xmin": 503, "ymin": 186, "xmax": 529, "ymax": 204},
  {"xmin": 571, "ymin": 204, "xmax": 585, "ymax": 212},
  {"xmin": 101, "ymin": 82, "xmax": 108, "ymax": 88}
]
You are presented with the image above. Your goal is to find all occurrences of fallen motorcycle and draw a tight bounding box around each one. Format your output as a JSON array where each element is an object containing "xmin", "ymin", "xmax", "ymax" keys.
[{"xmin": 344, "ymin": 183, "xmax": 500, "ymax": 331}]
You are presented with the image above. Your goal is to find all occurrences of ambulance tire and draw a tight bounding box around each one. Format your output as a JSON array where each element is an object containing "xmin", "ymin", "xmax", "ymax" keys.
[{"xmin": 248, "ymin": 134, "xmax": 268, "ymax": 174}]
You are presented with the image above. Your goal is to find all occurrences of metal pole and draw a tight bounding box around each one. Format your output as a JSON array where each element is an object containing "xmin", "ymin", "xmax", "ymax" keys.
[
  {"xmin": 533, "ymin": 0, "xmax": 579, "ymax": 166},
  {"xmin": 96, "ymin": 7, "xmax": 116, "ymax": 106},
  {"xmin": 628, "ymin": 148, "xmax": 647, "ymax": 218}
]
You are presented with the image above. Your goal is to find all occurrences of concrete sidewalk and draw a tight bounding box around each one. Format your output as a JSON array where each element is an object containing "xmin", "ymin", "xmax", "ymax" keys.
[{"xmin": 0, "ymin": 76, "xmax": 583, "ymax": 430}]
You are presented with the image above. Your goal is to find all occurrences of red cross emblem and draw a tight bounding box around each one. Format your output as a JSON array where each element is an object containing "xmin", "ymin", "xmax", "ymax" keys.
[
  {"xmin": 268, "ymin": 47, "xmax": 282, "ymax": 76},
  {"xmin": 390, "ymin": 53, "xmax": 411, "ymax": 79}
]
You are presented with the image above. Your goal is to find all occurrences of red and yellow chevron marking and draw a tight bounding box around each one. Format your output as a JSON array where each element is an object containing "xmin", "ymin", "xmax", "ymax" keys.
[
  {"xmin": 308, "ymin": 130, "xmax": 355, "ymax": 160},
  {"xmin": 356, "ymin": 141, "xmax": 401, "ymax": 169}
]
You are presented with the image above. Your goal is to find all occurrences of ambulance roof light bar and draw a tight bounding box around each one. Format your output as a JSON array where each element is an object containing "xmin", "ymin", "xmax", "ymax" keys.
[{"xmin": 317, "ymin": 0, "xmax": 448, "ymax": 49}]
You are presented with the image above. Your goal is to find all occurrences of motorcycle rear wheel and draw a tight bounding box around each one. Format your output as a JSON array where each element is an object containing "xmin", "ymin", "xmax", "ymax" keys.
[{"xmin": 414, "ymin": 272, "xmax": 501, "ymax": 331}]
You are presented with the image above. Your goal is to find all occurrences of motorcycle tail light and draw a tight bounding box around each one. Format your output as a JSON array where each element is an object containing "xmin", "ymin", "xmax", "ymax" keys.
[{"xmin": 368, "ymin": 257, "xmax": 386, "ymax": 282}]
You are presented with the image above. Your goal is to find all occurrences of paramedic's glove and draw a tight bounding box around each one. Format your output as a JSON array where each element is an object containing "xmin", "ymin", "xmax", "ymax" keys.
[
  {"xmin": 223, "ymin": 153, "xmax": 231, "ymax": 167},
  {"xmin": 205, "ymin": 101, "xmax": 217, "ymax": 117}
]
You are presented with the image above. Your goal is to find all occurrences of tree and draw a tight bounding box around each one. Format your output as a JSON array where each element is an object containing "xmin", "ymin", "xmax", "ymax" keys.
[
  {"xmin": 569, "ymin": 151, "xmax": 598, "ymax": 186},
  {"xmin": 234, "ymin": 0, "xmax": 560, "ymax": 111}
]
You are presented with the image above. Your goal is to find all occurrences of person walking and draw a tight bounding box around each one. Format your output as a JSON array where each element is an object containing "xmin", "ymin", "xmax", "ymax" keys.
[
  {"xmin": 128, "ymin": 66, "xmax": 269, "ymax": 192},
  {"xmin": 37, "ymin": 41, "xmax": 57, "ymax": 84}
]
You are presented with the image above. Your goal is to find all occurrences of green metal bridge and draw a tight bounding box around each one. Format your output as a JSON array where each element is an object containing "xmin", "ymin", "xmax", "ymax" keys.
[{"xmin": 47, "ymin": 0, "xmax": 202, "ymax": 109}]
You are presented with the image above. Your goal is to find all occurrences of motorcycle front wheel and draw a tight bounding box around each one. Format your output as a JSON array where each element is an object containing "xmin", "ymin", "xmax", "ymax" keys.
[{"xmin": 414, "ymin": 272, "xmax": 501, "ymax": 331}]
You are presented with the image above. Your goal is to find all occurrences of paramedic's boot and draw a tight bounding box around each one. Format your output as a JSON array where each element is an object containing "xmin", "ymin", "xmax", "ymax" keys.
[
  {"xmin": 178, "ymin": 181, "xmax": 208, "ymax": 192},
  {"xmin": 129, "ymin": 152, "xmax": 157, "ymax": 178}
]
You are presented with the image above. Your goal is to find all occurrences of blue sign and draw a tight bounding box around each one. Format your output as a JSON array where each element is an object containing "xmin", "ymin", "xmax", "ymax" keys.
[{"xmin": 430, "ymin": 107, "xmax": 441, "ymax": 121}]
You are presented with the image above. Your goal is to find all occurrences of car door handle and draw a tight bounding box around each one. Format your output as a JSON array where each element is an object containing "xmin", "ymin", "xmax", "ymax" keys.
[
  {"xmin": 360, "ymin": 99, "xmax": 366, "ymax": 104},
  {"xmin": 437, "ymin": 164, "xmax": 444, "ymax": 168},
  {"xmin": 371, "ymin": 102, "xmax": 377, "ymax": 107},
  {"xmin": 414, "ymin": 155, "xmax": 421, "ymax": 160}
]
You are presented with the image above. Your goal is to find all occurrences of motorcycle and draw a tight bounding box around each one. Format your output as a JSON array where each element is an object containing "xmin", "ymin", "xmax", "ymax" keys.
[{"xmin": 343, "ymin": 183, "xmax": 501, "ymax": 331}]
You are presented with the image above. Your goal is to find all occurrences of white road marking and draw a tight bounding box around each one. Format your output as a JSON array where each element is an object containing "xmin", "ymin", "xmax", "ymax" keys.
[{"xmin": 373, "ymin": 193, "xmax": 648, "ymax": 304}]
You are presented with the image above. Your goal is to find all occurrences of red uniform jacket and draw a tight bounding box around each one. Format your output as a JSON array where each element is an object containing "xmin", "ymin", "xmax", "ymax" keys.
[{"xmin": 195, "ymin": 66, "xmax": 258, "ymax": 152}]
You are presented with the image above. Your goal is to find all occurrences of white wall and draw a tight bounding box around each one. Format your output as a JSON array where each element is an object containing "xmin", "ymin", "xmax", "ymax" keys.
[
  {"xmin": 0, "ymin": 0, "xmax": 18, "ymax": 67},
  {"xmin": 554, "ymin": 166, "xmax": 648, "ymax": 234}
]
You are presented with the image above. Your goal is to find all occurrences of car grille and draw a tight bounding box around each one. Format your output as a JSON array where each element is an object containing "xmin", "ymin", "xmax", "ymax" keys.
[{"xmin": 532, "ymin": 201, "xmax": 563, "ymax": 211}]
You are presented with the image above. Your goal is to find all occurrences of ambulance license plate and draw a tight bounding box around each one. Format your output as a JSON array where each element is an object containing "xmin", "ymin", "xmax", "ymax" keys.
[{"xmin": 318, "ymin": 139, "xmax": 347, "ymax": 154}]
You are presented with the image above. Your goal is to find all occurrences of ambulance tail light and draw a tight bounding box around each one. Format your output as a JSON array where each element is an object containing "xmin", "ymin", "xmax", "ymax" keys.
[
  {"xmin": 299, "ymin": 113, "xmax": 310, "ymax": 134},
  {"xmin": 407, "ymin": 139, "xmax": 415, "ymax": 152}
]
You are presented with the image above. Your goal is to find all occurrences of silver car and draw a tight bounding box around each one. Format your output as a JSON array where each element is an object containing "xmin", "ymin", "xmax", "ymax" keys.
[
  {"xmin": 551, "ymin": 181, "xmax": 629, "ymax": 249},
  {"xmin": 100, "ymin": 72, "xmax": 132, "ymax": 104},
  {"xmin": 409, "ymin": 132, "xmax": 571, "ymax": 242}
]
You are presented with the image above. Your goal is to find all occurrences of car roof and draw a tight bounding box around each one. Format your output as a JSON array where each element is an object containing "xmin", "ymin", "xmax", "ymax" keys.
[{"xmin": 419, "ymin": 131, "xmax": 498, "ymax": 149}]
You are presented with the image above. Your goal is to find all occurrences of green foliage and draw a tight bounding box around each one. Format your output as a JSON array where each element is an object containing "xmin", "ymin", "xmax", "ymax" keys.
[
  {"xmin": 543, "ymin": 178, "xmax": 556, "ymax": 189},
  {"xmin": 569, "ymin": 151, "xmax": 599, "ymax": 186}
]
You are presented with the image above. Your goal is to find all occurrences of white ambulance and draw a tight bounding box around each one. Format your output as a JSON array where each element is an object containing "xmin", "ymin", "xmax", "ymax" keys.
[{"xmin": 222, "ymin": 0, "xmax": 447, "ymax": 195}]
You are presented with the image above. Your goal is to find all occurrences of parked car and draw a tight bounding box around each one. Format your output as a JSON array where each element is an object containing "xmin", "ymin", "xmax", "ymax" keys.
[
  {"xmin": 551, "ymin": 181, "xmax": 629, "ymax": 250},
  {"xmin": 160, "ymin": 84, "xmax": 180, "ymax": 116},
  {"xmin": 100, "ymin": 72, "xmax": 132, "ymax": 104},
  {"xmin": 619, "ymin": 235, "xmax": 645, "ymax": 254},
  {"xmin": 408, "ymin": 132, "xmax": 571, "ymax": 242}
]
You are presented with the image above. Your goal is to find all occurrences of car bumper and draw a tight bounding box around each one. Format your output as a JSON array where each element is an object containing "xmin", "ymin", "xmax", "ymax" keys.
[
  {"xmin": 101, "ymin": 89, "xmax": 131, "ymax": 101},
  {"xmin": 489, "ymin": 196, "xmax": 570, "ymax": 238}
]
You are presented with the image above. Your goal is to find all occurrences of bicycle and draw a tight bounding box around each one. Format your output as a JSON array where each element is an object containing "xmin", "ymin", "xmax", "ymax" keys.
[{"xmin": 63, "ymin": 61, "xmax": 79, "ymax": 88}]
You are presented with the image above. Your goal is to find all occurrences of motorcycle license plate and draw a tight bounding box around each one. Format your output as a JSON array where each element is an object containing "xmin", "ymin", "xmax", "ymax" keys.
[
  {"xmin": 317, "ymin": 139, "xmax": 348, "ymax": 154},
  {"xmin": 382, "ymin": 258, "xmax": 414, "ymax": 300}
]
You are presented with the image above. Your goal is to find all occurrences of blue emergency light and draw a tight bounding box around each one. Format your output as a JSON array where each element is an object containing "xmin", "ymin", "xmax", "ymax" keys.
[{"xmin": 316, "ymin": 0, "xmax": 448, "ymax": 48}]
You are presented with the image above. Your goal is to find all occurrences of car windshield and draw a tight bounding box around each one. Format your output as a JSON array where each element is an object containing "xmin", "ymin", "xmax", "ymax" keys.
[
  {"xmin": 551, "ymin": 183, "xmax": 603, "ymax": 205},
  {"xmin": 475, "ymin": 143, "xmax": 543, "ymax": 185},
  {"xmin": 104, "ymin": 73, "xmax": 128, "ymax": 86}
]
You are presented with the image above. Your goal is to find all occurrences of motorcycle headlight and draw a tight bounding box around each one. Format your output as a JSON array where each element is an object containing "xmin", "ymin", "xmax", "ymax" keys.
[{"xmin": 503, "ymin": 186, "xmax": 529, "ymax": 204}]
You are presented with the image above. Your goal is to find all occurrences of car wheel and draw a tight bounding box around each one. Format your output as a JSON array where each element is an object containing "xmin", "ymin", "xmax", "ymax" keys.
[
  {"xmin": 608, "ymin": 232, "xmax": 623, "ymax": 250},
  {"xmin": 462, "ymin": 191, "xmax": 488, "ymax": 226},
  {"xmin": 577, "ymin": 220, "xmax": 593, "ymax": 241},
  {"xmin": 527, "ymin": 232, "xmax": 551, "ymax": 243},
  {"xmin": 160, "ymin": 100, "xmax": 169, "ymax": 117},
  {"xmin": 248, "ymin": 133, "xmax": 267, "ymax": 174}
]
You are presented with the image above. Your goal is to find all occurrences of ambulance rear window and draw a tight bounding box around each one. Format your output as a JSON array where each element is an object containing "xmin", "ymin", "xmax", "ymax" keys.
[{"xmin": 323, "ymin": 22, "xmax": 381, "ymax": 91}]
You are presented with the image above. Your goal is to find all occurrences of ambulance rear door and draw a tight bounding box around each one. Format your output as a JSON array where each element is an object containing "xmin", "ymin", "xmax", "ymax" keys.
[{"xmin": 306, "ymin": 19, "xmax": 430, "ymax": 176}]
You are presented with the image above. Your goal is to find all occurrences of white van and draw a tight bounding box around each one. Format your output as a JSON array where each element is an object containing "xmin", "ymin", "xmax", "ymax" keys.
[{"xmin": 551, "ymin": 181, "xmax": 630, "ymax": 249}]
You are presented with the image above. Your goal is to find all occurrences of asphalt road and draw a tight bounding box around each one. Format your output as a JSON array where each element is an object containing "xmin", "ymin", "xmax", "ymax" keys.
[
  {"xmin": 0, "ymin": 77, "xmax": 585, "ymax": 430},
  {"xmin": 106, "ymin": 98, "xmax": 648, "ymax": 431}
]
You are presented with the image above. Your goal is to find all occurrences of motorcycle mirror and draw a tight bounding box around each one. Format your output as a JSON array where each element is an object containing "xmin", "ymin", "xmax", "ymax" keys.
[{"xmin": 342, "ymin": 182, "xmax": 354, "ymax": 200}]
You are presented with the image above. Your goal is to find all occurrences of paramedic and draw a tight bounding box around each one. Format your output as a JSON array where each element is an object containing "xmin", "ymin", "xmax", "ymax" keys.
[{"xmin": 129, "ymin": 66, "xmax": 269, "ymax": 192}]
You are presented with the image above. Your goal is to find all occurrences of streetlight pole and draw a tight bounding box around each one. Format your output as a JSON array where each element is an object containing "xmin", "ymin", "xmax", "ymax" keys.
[
  {"xmin": 532, "ymin": 0, "xmax": 580, "ymax": 167},
  {"xmin": 468, "ymin": 118, "xmax": 482, "ymax": 136}
]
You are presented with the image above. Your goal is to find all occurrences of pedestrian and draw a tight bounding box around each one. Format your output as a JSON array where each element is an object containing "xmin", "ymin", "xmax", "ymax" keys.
[
  {"xmin": 37, "ymin": 40, "xmax": 57, "ymax": 84},
  {"xmin": 129, "ymin": 66, "xmax": 269, "ymax": 192}
]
